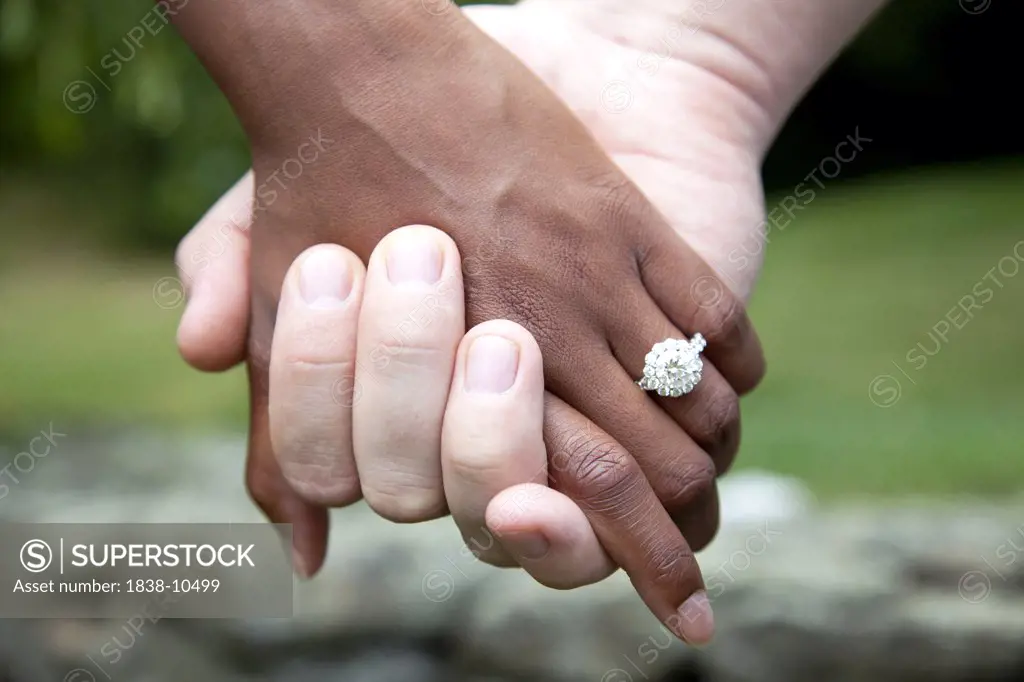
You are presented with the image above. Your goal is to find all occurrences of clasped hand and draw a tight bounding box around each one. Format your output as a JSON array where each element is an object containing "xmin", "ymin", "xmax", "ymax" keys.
[{"xmin": 172, "ymin": 0, "xmax": 770, "ymax": 645}]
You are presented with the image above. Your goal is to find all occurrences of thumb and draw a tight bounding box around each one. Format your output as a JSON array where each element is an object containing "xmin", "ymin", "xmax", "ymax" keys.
[{"xmin": 175, "ymin": 171, "xmax": 254, "ymax": 371}]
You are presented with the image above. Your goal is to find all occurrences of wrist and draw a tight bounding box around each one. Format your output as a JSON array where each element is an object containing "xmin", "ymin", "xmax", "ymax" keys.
[
  {"xmin": 169, "ymin": 0, "xmax": 471, "ymax": 147},
  {"xmin": 535, "ymin": 0, "xmax": 886, "ymax": 153}
]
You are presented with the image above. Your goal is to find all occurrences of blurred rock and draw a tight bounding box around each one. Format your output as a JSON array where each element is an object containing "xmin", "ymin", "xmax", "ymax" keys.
[
  {"xmin": 268, "ymin": 650, "xmax": 449, "ymax": 682},
  {"xmin": 717, "ymin": 469, "xmax": 814, "ymax": 525},
  {"xmin": 2, "ymin": 432, "xmax": 1022, "ymax": 682}
]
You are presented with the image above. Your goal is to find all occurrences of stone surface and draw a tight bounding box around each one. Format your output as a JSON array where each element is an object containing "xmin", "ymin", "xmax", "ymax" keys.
[{"xmin": 2, "ymin": 432, "xmax": 1022, "ymax": 682}]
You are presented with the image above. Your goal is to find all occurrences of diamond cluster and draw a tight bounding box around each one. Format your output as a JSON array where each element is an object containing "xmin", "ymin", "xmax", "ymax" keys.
[{"xmin": 637, "ymin": 334, "xmax": 706, "ymax": 397}]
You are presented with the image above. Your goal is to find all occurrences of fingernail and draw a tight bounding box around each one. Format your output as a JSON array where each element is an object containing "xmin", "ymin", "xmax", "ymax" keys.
[
  {"xmin": 505, "ymin": 530, "xmax": 550, "ymax": 561},
  {"xmin": 675, "ymin": 590, "xmax": 715, "ymax": 646},
  {"xmin": 300, "ymin": 249, "xmax": 353, "ymax": 308},
  {"xmin": 386, "ymin": 231, "xmax": 442, "ymax": 284},
  {"xmin": 465, "ymin": 335, "xmax": 519, "ymax": 393}
]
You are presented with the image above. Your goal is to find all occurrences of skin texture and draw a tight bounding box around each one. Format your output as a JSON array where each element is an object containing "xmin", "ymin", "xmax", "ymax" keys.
[
  {"xmin": 172, "ymin": 0, "xmax": 886, "ymax": 646},
  {"xmin": 169, "ymin": 0, "xmax": 769, "ymax": 640},
  {"xmin": 267, "ymin": 231, "xmax": 619, "ymax": 596},
  {"xmin": 182, "ymin": 187, "xmax": 621, "ymax": 581}
]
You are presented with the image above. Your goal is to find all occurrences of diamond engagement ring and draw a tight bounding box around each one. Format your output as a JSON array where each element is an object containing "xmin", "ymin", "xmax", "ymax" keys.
[{"xmin": 637, "ymin": 334, "xmax": 706, "ymax": 397}]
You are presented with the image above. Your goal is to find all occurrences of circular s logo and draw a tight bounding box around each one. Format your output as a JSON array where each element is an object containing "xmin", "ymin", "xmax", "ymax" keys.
[
  {"xmin": 332, "ymin": 375, "xmax": 363, "ymax": 408},
  {"xmin": 421, "ymin": 569, "xmax": 455, "ymax": 603},
  {"xmin": 20, "ymin": 539, "xmax": 53, "ymax": 573},
  {"xmin": 690, "ymin": 275, "xmax": 725, "ymax": 309},
  {"xmin": 958, "ymin": 570, "xmax": 992, "ymax": 604},
  {"xmin": 63, "ymin": 80, "xmax": 97, "ymax": 114},
  {"xmin": 420, "ymin": 0, "xmax": 453, "ymax": 15},
  {"xmin": 868, "ymin": 374, "xmax": 902, "ymax": 408},
  {"xmin": 959, "ymin": 0, "xmax": 991, "ymax": 15},
  {"xmin": 153, "ymin": 276, "xmax": 185, "ymax": 309},
  {"xmin": 600, "ymin": 81, "xmax": 634, "ymax": 114}
]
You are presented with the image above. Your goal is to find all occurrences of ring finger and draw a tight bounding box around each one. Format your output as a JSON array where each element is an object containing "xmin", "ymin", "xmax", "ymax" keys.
[{"xmin": 610, "ymin": 291, "xmax": 742, "ymax": 475}]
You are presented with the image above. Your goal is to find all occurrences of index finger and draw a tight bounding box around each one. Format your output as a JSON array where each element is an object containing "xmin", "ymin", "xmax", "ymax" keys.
[{"xmin": 542, "ymin": 395, "xmax": 715, "ymax": 645}]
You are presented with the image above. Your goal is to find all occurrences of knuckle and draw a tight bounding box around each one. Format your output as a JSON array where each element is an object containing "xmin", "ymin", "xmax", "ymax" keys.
[
  {"xmin": 291, "ymin": 478, "xmax": 361, "ymax": 508},
  {"xmin": 647, "ymin": 543, "xmax": 698, "ymax": 591},
  {"xmin": 369, "ymin": 334, "xmax": 448, "ymax": 373},
  {"xmin": 700, "ymin": 295, "xmax": 746, "ymax": 349},
  {"xmin": 363, "ymin": 484, "xmax": 447, "ymax": 523},
  {"xmin": 569, "ymin": 441, "xmax": 642, "ymax": 513},
  {"xmin": 279, "ymin": 353, "xmax": 356, "ymax": 377},
  {"xmin": 661, "ymin": 456, "xmax": 717, "ymax": 508},
  {"xmin": 445, "ymin": 448, "xmax": 507, "ymax": 487},
  {"xmin": 546, "ymin": 421, "xmax": 599, "ymax": 473},
  {"xmin": 587, "ymin": 172, "xmax": 652, "ymax": 236},
  {"xmin": 671, "ymin": 486, "xmax": 721, "ymax": 552},
  {"xmin": 279, "ymin": 460, "xmax": 361, "ymax": 508},
  {"xmin": 695, "ymin": 391, "xmax": 741, "ymax": 460}
]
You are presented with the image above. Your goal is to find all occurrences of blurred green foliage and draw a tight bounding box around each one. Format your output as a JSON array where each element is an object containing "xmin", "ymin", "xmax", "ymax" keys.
[
  {"xmin": 0, "ymin": 0, "xmax": 248, "ymax": 248},
  {"xmin": 0, "ymin": 0, "xmax": 1015, "ymax": 249}
]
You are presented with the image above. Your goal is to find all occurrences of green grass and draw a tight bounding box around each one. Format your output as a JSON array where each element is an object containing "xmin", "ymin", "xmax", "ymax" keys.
[
  {"xmin": 741, "ymin": 162, "xmax": 1024, "ymax": 497},
  {"xmin": 1, "ymin": 163, "xmax": 1022, "ymax": 497},
  {"xmin": 0, "ymin": 255, "xmax": 248, "ymax": 434}
]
